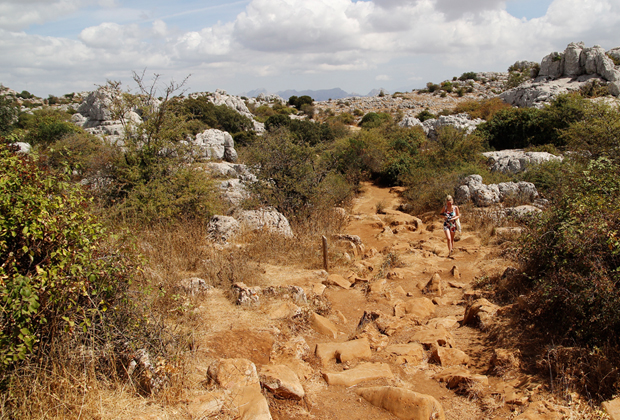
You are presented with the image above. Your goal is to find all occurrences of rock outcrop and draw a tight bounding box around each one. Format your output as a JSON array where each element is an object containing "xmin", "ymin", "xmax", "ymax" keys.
[
  {"xmin": 207, "ymin": 208, "xmax": 294, "ymax": 243},
  {"xmin": 482, "ymin": 150, "xmax": 563, "ymax": 174},
  {"xmin": 455, "ymin": 175, "xmax": 538, "ymax": 207},
  {"xmin": 72, "ymin": 86, "xmax": 142, "ymax": 144},
  {"xmin": 502, "ymin": 42, "xmax": 620, "ymax": 107},
  {"xmin": 192, "ymin": 129, "xmax": 238, "ymax": 162},
  {"xmin": 399, "ymin": 113, "xmax": 484, "ymax": 139}
]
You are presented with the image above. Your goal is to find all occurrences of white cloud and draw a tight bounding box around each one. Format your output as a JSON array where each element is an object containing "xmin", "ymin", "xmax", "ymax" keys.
[
  {"xmin": 0, "ymin": 0, "xmax": 85, "ymax": 31},
  {"xmin": 2, "ymin": 0, "xmax": 620, "ymax": 96}
]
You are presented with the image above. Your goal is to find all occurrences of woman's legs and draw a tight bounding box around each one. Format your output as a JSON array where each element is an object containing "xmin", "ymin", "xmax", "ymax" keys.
[{"xmin": 444, "ymin": 228, "xmax": 453, "ymax": 254}]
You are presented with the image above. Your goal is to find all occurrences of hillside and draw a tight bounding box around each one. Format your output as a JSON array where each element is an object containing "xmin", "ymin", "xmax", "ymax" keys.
[{"xmin": 2, "ymin": 42, "xmax": 620, "ymax": 420}]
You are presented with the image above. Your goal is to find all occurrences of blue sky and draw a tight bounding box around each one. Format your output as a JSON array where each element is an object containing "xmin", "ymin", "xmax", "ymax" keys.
[{"xmin": 2, "ymin": 0, "xmax": 620, "ymax": 97}]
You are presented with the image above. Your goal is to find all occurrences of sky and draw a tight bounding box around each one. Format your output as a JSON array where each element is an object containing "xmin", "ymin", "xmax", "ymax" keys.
[{"xmin": 2, "ymin": 0, "xmax": 620, "ymax": 98}]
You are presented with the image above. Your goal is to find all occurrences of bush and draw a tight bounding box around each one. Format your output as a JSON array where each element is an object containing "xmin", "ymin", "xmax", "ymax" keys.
[
  {"xmin": 288, "ymin": 95, "xmax": 313, "ymax": 110},
  {"xmin": 477, "ymin": 94, "xmax": 588, "ymax": 150},
  {"xmin": 244, "ymin": 129, "xmax": 352, "ymax": 220},
  {"xmin": 453, "ymin": 97, "xmax": 510, "ymax": 121},
  {"xmin": 416, "ymin": 109, "xmax": 436, "ymax": 122},
  {"xmin": 0, "ymin": 95, "xmax": 18, "ymax": 135},
  {"xmin": 459, "ymin": 72, "xmax": 478, "ymax": 81},
  {"xmin": 0, "ymin": 140, "xmax": 136, "ymax": 367},
  {"xmin": 518, "ymin": 157, "xmax": 620, "ymax": 345},
  {"xmin": 18, "ymin": 109, "xmax": 82, "ymax": 146},
  {"xmin": 360, "ymin": 112, "xmax": 391, "ymax": 129}
]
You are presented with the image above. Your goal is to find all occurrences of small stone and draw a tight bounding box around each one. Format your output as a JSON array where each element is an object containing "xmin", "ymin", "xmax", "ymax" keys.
[
  {"xmin": 430, "ymin": 347, "xmax": 470, "ymax": 367},
  {"xmin": 315, "ymin": 337, "xmax": 372, "ymax": 365},
  {"xmin": 310, "ymin": 312, "xmax": 339, "ymax": 338},
  {"xmin": 424, "ymin": 273, "xmax": 442, "ymax": 297},
  {"xmin": 323, "ymin": 363, "xmax": 394, "ymax": 387},
  {"xmin": 385, "ymin": 343, "xmax": 426, "ymax": 365},
  {"xmin": 411, "ymin": 326, "xmax": 455, "ymax": 348},
  {"xmin": 356, "ymin": 386, "xmax": 446, "ymax": 420},
  {"xmin": 450, "ymin": 266, "xmax": 460, "ymax": 279},
  {"xmin": 207, "ymin": 358, "xmax": 259, "ymax": 390},
  {"xmin": 322, "ymin": 274, "xmax": 352, "ymax": 289},
  {"xmin": 259, "ymin": 365, "xmax": 305, "ymax": 400}
]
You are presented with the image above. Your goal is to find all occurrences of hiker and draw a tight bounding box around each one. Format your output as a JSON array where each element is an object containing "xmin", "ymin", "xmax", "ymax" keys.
[{"xmin": 442, "ymin": 195, "xmax": 460, "ymax": 256}]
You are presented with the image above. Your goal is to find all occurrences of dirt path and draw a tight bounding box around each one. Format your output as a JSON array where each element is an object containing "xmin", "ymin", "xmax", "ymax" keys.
[{"xmin": 182, "ymin": 182, "xmax": 575, "ymax": 420}]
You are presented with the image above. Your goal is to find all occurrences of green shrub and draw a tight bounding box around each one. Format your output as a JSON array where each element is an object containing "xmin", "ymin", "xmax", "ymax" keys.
[
  {"xmin": 360, "ymin": 112, "xmax": 391, "ymax": 129},
  {"xmin": 18, "ymin": 109, "xmax": 82, "ymax": 146},
  {"xmin": 426, "ymin": 82, "xmax": 440, "ymax": 93},
  {"xmin": 0, "ymin": 95, "xmax": 18, "ymax": 135},
  {"xmin": 477, "ymin": 94, "xmax": 588, "ymax": 150},
  {"xmin": 244, "ymin": 129, "xmax": 352, "ymax": 220},
  {"xmin": 416, "ymin": 109, "xmax": 436, "ymax": 122},
  {"xmin": 288, "ymin": 95, "xmax": 313, "ymax": 110},
  {"xmin": 459, "ymin": 72, "xmax": 478, "ymax": 81},
  {"xmin": 0, "ymin": 140, "xmax": 136, "ymax": 367},
  {"xmin": 519, "ymin": 157, "xmax": 620, "ymax": 345}
]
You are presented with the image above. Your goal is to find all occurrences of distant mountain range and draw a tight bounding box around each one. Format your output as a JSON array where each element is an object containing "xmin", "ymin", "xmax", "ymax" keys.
[{"xmin": 239, "ymin": 87, "xmax": 390, "ymax": 101}]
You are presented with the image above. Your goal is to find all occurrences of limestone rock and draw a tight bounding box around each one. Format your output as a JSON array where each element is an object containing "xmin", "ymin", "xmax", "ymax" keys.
[
  {"xmin": 463, "ymin": 298, "xmax": 499, "ymax": 330},
  {"xmin": 322, "ymin": 274, "xmax": 351, "ymax": 289},
  {"xmin": 193, "ymin": 129, "xmax": 237, "ymax": 162},
  {"xmin": 231, "ymin": 282, "xmax": 261, "ymax": 307},
  {"xmin": 309, "ymin": 312, "xmax": 339, "ymax": 338},
  {"xmin": 356, "ymin": 386, "xmax": 446, "ymax": 420},
  {"xmin": 207, "ymin": 215, "xmax": 240, "ymax": 243},
  {"xmin": 190, "ymin": 89, "xmax": 265, "ymax": 133},
  {"xmin": 455, "ymin": 174, "xmax": 539, "ymax": 207},
  {"xmin": 384, "ymin": 343, "xmax": 426, "ymax": 365},
  {"xmin": 421, "ymin": 113, "xmax": 484, "ymax": 140},
  {"xmin": 603, "ymin": 397, "xmax": 620, "ymax": 420},
  {"xmin": 483, "ymin": 150, "xmax": 563, "ymax": 175},
  {"xmin": 315, "ymin": 337, "xmax": 372, "ymax": 365},
  {"xmin": 268, "ymin": 302, "xmax": 301, "ymax": 319},
  {"xmin": 232, "ymin": 385, "xmax": 273, "ymax": 420},
  {"xmin": 237, "ymin": 209, "xmax": 294, "ymax": 237},
  {"xmin": 394, "ymin": 297, "xmax": 436, "ymax": 320},
  {"xmin": 412, "ymin": 326, "xmax": 455, "ymax": 349},
  {"xmin": 178, "ymin": 277, "xmax": 212, "ymax": 296},
  {"xmin": 207, "ymin": 358, "xmax": 259, "ymax": 390},
  {"xmin": 430, "ymin": 347, "xmax": 470, "ymax": 367},
  {"xmin": 259, "ymin": 364, "xmax": 305, "ymax": 400},
  {"xmin": 424, "ymin": 273, "xmax": 442, "ymax": 297},
  {"xmin": 433, "ymin": 367, "xmax": 488, "ymax": 389},
  {"xmin": 322, "ymin": 362, "xmax": 394, "ymax": 387},
  {"xmin": 426, "ymin": 316, "xmax": 459, "ymax": 330}
]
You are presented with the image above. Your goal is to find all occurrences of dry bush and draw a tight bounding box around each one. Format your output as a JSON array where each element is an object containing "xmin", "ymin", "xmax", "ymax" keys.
[{"xmin": 538, "ymin": 345, "xmax": 620, "ymax": 403}]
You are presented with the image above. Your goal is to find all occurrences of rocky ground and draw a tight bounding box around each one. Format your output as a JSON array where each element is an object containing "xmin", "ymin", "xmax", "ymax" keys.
[{"xmin": 126, "ymin": 182, "xmax": 602, "ymax": 420}]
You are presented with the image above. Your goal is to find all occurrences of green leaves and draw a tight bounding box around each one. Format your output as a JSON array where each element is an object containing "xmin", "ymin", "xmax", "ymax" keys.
[{"xmin": 0, "ymin": 140, "xmax": 135, "ymax": 368}]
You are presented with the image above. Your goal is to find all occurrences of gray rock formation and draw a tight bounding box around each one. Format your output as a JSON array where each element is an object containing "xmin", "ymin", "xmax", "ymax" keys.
[
  {"xmin": 483, "ymin": 150, "xmax": 563, "ymax": 174},
  {"xmin": 207, "ymin": 208, "xmax": 293, "ymax": 243},
  {"xmin": 503, "ymin": 42, "xmax": 620, "ymax": 107},
  {"xmin": 399, "ymin": 113, "xmax": 483, "ymax": 139},
  {"xmin": 71, "ymin": 86, "xmax": 142, "ymax": 144},
  {"xmin": 193, "ymin": 129, "xmax": 238, "ymax": 162},
  {"xmin": 455, "ymin": 175, "xmax": 538, "ymax": 207},
  {"xmin": 203, "ymin": 162, "xmax": 256, "ymax": 206},
  {"xmin": 237, "ymin": 209, "xmax": 294, "ymax": 238},
  {"xmin": 207, "ymin": 215, "xmax": 241, "ymax": 243}
]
